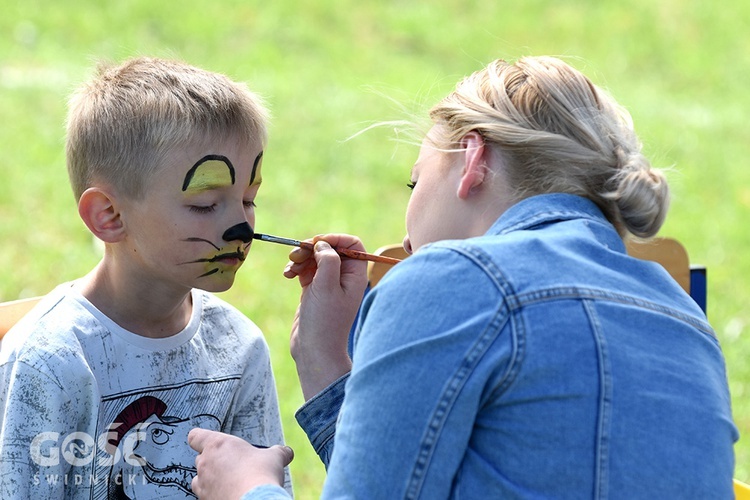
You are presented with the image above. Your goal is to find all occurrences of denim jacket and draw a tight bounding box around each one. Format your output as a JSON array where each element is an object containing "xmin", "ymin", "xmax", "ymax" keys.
[{"xmin": 248, "ymin": 193, "xmax": 738, "ymax": 500}]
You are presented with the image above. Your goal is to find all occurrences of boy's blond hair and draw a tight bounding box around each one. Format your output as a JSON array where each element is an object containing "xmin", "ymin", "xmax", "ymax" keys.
[{"xmin": 66, "ymin": 57, "xmax": 268, "ymax": 200}]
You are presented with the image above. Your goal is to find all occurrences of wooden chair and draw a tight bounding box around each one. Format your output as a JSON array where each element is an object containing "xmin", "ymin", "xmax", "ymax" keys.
[
  {"xmin": 625, "ymin": 237, "xmax": 707, "ymax": 314},
  {"xmin": 737, "ymin": 478, "xmax": 750, "ymax": 500},
  {"xmin": 0, "ymin": 296, "xmax": 41, "ymax": 341},
  {"xmin": 367, "ymin": 244, "xmax": 410, "ymax": 287}
]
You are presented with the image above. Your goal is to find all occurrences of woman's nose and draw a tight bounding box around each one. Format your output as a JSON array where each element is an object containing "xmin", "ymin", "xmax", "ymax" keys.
[
  {"xmin": 222, "ymin": 222, "xmax": 254, "ymax": 243},
  {"xmin": 402, "ymin": 235, "xmax": 413, "ymax": 255}
]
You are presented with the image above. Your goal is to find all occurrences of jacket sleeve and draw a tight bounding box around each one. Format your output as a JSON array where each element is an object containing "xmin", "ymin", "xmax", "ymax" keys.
[
  {"xmin": 240, "ymin": 484, "xmax": 292, "ymax": 500},
  {"xmin": 294, "ymin": 374, "xmax": 348, "ymax": 468}
]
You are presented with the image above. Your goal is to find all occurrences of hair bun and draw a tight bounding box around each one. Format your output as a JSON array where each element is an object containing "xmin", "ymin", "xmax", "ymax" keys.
[{"xmin": 614, "ymin": 159, "xmax": 670, "ymax": 238}]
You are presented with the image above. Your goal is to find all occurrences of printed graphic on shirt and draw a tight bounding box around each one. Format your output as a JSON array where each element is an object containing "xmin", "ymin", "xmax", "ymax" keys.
[{"xmin": 91, "ymin": 377, "xmax": 240, "ymax": 499}]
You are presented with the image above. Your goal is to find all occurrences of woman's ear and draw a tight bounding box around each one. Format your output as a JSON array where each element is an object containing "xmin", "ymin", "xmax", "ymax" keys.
[
  {"xmin": 78, "ymin": 187, "xmax": 125, "ymax": 243},
  {"xmin": 457, "ymin": 131, "xmax": 487, "ymax": 199}
]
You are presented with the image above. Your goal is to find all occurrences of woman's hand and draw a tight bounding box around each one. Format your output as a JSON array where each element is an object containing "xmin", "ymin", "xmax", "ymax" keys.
[
  {"xmin": 188, "ymin": 428, "xmax": 293, "ymax": 500},
  {"xmin": 283, "ymin": 234, "xmax": 369, "ymax": 400}
]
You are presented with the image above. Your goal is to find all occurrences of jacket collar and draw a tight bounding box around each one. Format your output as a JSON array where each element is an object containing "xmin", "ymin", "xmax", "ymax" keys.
[{"xmin": 487, "ymin": 193, "xmax": 610, "ymax": 236}]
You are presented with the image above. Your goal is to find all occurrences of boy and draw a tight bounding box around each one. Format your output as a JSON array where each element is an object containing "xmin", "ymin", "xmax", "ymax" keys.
[{"xmin": 0, "ymin": 57, "xmax": 291, "ymax": 498}]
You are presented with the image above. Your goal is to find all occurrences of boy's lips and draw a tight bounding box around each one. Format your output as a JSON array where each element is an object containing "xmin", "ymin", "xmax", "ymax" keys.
[
  {"xmin": 209, "ymin": 251, "xmax": 246, "ymax": 264},
  {"xmin": 182, "ymin": 250, "xmax": 246, "ymax": 266}
]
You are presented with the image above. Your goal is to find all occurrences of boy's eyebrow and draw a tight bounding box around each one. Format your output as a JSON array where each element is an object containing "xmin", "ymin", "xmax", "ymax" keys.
[
  {"xmin": 249, "ymin": 151, "xmax": 263, "ymax": 186},
  {"xmin": 182, "ymin": 155, "xmax": 235, "ymax": 192}
]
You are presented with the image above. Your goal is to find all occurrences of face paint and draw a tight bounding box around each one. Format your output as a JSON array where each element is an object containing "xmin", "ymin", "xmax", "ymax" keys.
[
  {"xmin": 121, "ymin": 137, "xmax": 264, "ymax": 295},
  {"xmin": 179, "ymin": 152, "xmax": 260, "ymax": 280},
  {"xmin": 222, "ymin": 222, "xmax": 254, "ymax": 243},
  {"xmin": 182, "ymin": 155, "xmax": 236, "ymax": 193},
  {"xmin": 249, "ymin": 151, "xmax": 263, "ymax": 186},
  {"xmin": 180, "ymin": 239, "xmax": 248, "ymax": 278}
]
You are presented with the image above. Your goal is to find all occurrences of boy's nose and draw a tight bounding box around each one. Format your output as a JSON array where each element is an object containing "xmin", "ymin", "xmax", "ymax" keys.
[{"xmin": 222, "ymin": 222, "xmax": 254, "ymax": 243}]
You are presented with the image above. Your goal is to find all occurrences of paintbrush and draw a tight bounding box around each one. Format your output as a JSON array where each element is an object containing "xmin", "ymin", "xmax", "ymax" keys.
[{"xmin": 253, "ymin": 233, "xmax": 403, "ymax": 266}]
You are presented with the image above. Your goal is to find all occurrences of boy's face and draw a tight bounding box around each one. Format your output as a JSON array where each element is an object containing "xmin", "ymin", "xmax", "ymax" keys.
[{"xmin": 119, "ymin": 136, "xmax": 263, "ymax": 293}]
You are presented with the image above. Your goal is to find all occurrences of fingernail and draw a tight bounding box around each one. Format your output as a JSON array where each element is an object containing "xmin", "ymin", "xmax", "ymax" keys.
[{"xmin": 315, "ymin": 241, "xmax": 331, "ymax": 251}]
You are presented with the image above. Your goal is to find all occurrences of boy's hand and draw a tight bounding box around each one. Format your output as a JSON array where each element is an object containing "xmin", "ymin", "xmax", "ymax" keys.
[
  {"xmin": 283, "ymin": 234, "xmax": 368, "ymax": 400},
  {"xmin": 189, "ymin": 428, "xmax": 293, "ymax": 500}
]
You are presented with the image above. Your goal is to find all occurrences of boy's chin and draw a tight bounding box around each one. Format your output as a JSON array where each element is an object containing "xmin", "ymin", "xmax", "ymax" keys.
[{"xmin": 195, "ymin": 277, "xmax": 236, "ymax": 294}]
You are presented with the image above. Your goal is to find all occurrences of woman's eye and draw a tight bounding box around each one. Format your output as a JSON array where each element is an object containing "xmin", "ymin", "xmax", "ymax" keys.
[
  {"xmin": 406, "ymin": 181, "xmax": 417, "ymax": 190},
  {"xmin": 189, "ymin": 205, "xmax": 217, "ymax": 214},
  {"xmin": 243, "ymin": 200, "xmax": 257, "ymax": 209}
]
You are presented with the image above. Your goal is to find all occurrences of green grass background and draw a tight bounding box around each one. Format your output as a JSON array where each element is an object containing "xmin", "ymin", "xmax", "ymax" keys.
[{"xmin": 2, "ymin": 0, "xmax": 748, "ymax": 496}]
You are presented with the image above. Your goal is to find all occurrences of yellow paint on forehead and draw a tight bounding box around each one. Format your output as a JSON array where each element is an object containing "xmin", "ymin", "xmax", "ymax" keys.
[{"xmin": 184, "ymin": 159, "xmax": 234, "ymax": 193}]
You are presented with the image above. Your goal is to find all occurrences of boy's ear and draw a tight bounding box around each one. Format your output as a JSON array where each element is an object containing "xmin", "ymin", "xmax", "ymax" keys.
[
  {"xmin": 457, "ymin": 131, "xmax": 488, "ymax": 199},
  {"xmin": 78, "ymin": 187, "xmax": 126, "ymax": 243}
]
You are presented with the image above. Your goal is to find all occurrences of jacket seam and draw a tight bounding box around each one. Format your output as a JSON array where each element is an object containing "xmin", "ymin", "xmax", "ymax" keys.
[
  {"xmin": 404, "ymin": 245, "xmax": 520, "ymax": 499},
  {"xmin": 513, "ymin": 286, "xmax": 714, "ymax": 338},
  {"xmin": 584, "ymin": 299, "xmax": 611, "ymax": 499}
]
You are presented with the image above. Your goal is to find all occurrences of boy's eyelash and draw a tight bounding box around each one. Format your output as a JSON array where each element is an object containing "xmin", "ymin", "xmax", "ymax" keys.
[
  {"xmin": 407, "ymin": 181, "xmax": 417, "ymax": 190},
  {"xmin": 189, "ymin": 200, "xmax": 256, "ymax": 213},
  {"xmin": 190, "ymin": 205, "xmax": 217, "ymax": 214}
]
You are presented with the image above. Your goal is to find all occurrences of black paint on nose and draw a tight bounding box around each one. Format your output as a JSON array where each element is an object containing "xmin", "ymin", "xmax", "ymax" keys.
[{"xmin": 222, "ymin": 222, "xmax": 254, "ymax": 243}]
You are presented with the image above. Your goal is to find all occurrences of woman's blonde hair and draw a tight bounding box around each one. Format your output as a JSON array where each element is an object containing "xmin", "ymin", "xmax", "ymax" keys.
[
  {"xmin": 429, "ymin": 56, "xmax": 669, "ymax": 238},
  {"xmin": 66, "ymin": 57, "xmax": 268, "ymax": 201}
]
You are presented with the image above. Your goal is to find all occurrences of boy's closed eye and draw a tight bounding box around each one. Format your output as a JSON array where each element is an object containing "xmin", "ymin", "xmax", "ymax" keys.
[
  {"xmin": 189, "ymin": 204, "xmax": 217, "ymax": 214},
  {"xmin": 188, "ymin": 197, "xmax": 256, "ymax": 214},
  {"xmin": 185, "ymin": 193, "xmax": 220, "ymax": 213}
]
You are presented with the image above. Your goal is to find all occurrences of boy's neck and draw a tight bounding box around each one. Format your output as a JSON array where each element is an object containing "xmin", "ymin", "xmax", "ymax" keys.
[{"xmin": 77, "ymin": 261, "xmax": 194, "ymax": 339}]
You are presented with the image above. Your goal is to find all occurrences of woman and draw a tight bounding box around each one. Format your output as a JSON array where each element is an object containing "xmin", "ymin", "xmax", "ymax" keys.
[{"xmin": 189, "ymin": 56, "xmax": 738, "ymax": 499}]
